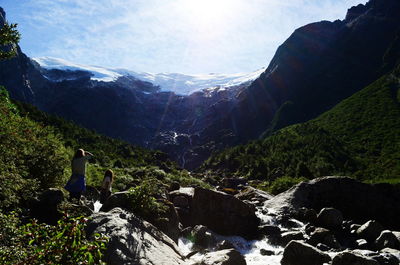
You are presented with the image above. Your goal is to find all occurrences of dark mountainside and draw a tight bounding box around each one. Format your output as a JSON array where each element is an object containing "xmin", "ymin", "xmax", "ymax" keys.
[{"xmin": 2, "ymin": 0, "xmax": 400, "ymax": 170}]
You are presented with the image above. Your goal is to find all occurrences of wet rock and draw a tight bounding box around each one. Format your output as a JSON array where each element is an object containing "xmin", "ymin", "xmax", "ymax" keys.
[
  {"xmin": 356, "ymin": 239, "xmax": 369, "ymax": 249},
  {"xmin": 86, "ymin": 208, "xmax": 185, "ymax": 265},
  {"xmin": 192, "ymin": 225, "xmax": 216, "ymax": 249},
  {"xmin": 260, "ymin": 248, "xmax": 275, "ymax": 256},
  {"xmin": 332, "ymin": 251, "xmax": 379, "ymax": 265},
  {"xmin": 317, "ymin": 207, "xmax": 343, "ymax": 230},
  {"xmin": 258, "ymin": 225, "xmax": 281, "ymax": 237},
  {"xmin": 381, "ymin": 248, "xmax": 400, "ymax": 261},
  {"xmin": 281, "ymin": 240, "xmax": 331, "ymax": 265},
  {"xmin": 316, "ymin": 243, "xmax": 331, "ymax": 251},
  {"xmin": 305, "ymin": 224, "xmax": 316, "ymax": 235},
  {"xmin": 216, "ymin": 240, "xmax": 236, "ymax": 251},
  {"xmin": 357, "ymin": 220, "xmax": 385, "ymax": 242},
  {"xmin": 279, "ymin": 231, "xmax": 305, "ymax": 246},
  {"xmin": 308, "ymin": 227, "xmax": 341, "ymax": 249},
  {"xmin": 371, "ymin": 252, "xmax": 399, "ymax": 265},
  {"xmin": 197, "ymin": 248, "xmax": 246, "ymax": 265},
  {"xmin": 375, "ymin": 230, "xmax": 400, "ymax": 250}
]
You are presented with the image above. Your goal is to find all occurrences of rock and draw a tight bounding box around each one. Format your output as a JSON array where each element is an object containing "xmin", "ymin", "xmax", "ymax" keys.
[
  {"xmin": 316, "ymin": 243, "xmax": 331, "ymax": 251},
  {"xmin": 234, "ymin": 186, "xmax": 273, "ymax": 202},
  {"xmin": 357, "ymin": 220, "xmax": 385, "ymax": 242},
  {"xmin": 317, "ymin": 207, "xmax": 343, "ymax": 230},
  {"xmin": 296, "ymin": 207, "xmax": 318, "ymax": 224},
  {"xmin": 222, "ymin": 178, "xmax": 248, "ymax": 189},
  {"xmin": 190, "ymin": 187, "xmax": 260, "ymax": 239},
  {"xmin": 84, "ymin": 185, "xmax": 100, "ymax": 202},
  {"xmin": 260, "ymin": 248, "xmax": 275, "ymax": 256},
  {"xmin": 371, "ymin": 252, "xmax": 399, "ymax": 265},
  {"xmin": 381, "ymin": 248, "xmax": 400, "ymax": 261},
  {"xmin": 264, "ymin": 177, "xmax": 400, "ymax": 231},
  {"xmin": 101, "ymin": 191, "xmax": 180, "ymax": 242},
  {"xmin": 281, "ymin": 240, "xmax": 331, "ymax": 265},
  {"xmin": 86, "ymin": 208, "xmax": 185, "ymax": 265},
  {"xmin": 332, "ymin": 251, "xmax": 379, "ymax": 265},
  {"xmin": 308, "ymin": 227, "xmax": 341, "ymax": 249},
  {"xmin": 169, "ymin": 181, "xmax": 180, "ymax": 191},
  {"xmin": 356, "ymin": 239, "xmax": 369, "ymax": 249},
  {"xmin": 375, "ymin": 230, "xmax": 400, "ymax": 250},
  {"xmin": 197, "ymin": 248, "xmax": 246, "ymax": 265},
  {"xmin": 258, "ymin": 225, "xmax": 281, "ymax": 238},
  {"xmin": 279, "ymin": 231, "xmax": 304, "ymax": 246},
  {"xmin": 192, "ymin": 225, "xmax": 216, "ymax": 249},
  {"xmin": 305, "ymin": 224, "xmax": 316, "ymax": 235},
  {"xmin": 29, "ymin": 188, "xmax": 64, "ymax": 224},
  {"xmin": 173, "ymin": 195, "xmax": 189, "ymax": 208},
  {"xmin": 216, "ymin": 240, "xmax": 236, "ymax": 251}
]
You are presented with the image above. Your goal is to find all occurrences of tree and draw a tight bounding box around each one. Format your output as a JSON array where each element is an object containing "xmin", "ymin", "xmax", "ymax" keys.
[{"xmin": 0, "ymin": 22, "xmax": 20, "ymax": 59}]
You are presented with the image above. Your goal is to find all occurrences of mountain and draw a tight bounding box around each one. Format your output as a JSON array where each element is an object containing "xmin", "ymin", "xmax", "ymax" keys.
[
  {"xmin": 34, "ymin": 57, "xmax": 264, "ymax": 95},
  {"xmin": 1, "ymin": 0, "xmax": 400, "ymax": 170},
  {"xmin": 201, "ymin": 60, "xmax": 400, "ymax": 192}
]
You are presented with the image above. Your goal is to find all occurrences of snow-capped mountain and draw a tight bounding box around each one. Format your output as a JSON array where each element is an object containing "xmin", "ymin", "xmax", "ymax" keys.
[{"xmin": 33, "ymin": 57, "xmax": 265, "ymax": 95}]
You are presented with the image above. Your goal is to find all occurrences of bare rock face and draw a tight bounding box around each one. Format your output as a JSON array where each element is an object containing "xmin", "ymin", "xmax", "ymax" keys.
[
  {"xmin": 281, "ymin": 240, "xmax": 331, "ymax": 265},
  {"xmin": 86, "ymin": 208, "xmax": 186, "ymax": 265},
  {"xmin": 357, "ymin": 220, "xmax": 385, "ymax": 242},
  {"xmin": 316, "ymin": 207, "xmax": 343, "ymax": 230}
]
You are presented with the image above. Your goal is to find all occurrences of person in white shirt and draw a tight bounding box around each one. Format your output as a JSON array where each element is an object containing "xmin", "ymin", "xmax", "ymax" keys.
[
  {"xmin": 64, "ymin": 148, "xmax": 94, "ymax": 203},
  {"xmin": 100, "ymin": 169, "xmax": 114, "ymax": 203}
]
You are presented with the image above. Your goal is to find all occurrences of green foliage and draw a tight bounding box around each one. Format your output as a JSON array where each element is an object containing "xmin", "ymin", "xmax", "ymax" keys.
[
  {"xmin": 127, "ymin": 179, "xmax": 167, "ymax": 220},
  {"xmin": 0, "ymin": 87, "xmax": 69, "ymax": 209},
  {"xmin": 0, "ymin": 212, "xmax": 107, "ymax": 264},
  {"xmin": 0, "ymin": 22, "xmax": 20, "ymax": 59}
]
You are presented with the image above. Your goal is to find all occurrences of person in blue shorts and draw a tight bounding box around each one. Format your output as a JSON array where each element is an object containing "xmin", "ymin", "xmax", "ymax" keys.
[{"xmin": 65, "ymin": 149, "xmax": 93, "ymax": 203}]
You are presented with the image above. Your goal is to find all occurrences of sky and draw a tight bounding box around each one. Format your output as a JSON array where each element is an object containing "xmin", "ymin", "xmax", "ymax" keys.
[{"xmin": 1, "ymin": 0, "xmax": 368, "ymax": 74}]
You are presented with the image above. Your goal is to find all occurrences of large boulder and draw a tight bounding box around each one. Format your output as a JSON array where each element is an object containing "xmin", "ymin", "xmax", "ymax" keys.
[
  {"xmin": 86, "ymin": 208, "xmax": 186, "ymax": 265},
  {"xmin": 264, "ymin": 177, "xmax": 400, "ymax": 230},
  {"xmin": 281, "ymin": 240, "xmax": 331, "ymax": 265},
  {"xmin": 332, "ymin": 251, "xmax": 379, "ymax": 265},
  {"xmin": 196, "ymin": 249, "xmax": 246, "ymax": 265},
  {"xmin": 171, "ymin": 187, "xmax": 260, "ymax": 239}
]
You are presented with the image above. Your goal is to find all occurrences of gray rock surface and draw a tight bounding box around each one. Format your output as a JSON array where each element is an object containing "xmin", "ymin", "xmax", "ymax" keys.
[
  {"xmin": 375, "ymin": 230, "xmax": 400, "ymax": 250},
  {"xmin": 87, "ymin": 208, "xmax": 186, "ymax": 265},
  {"xmin": 281, "ymin": 240, "xmax": 331, "ymax": 265},
  {"xmin": 357, "ymin": 220, "xmax": 384, "ymax": 242}
]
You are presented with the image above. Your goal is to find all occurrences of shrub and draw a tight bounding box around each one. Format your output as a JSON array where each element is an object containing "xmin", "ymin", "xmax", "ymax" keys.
[
  {"xmin": 0, "ymin": 212, "xmax": 107, "ymax": 265},
  {"xmin": 268, "ymin": 176, "xmax": 308, "ymax": 195}
]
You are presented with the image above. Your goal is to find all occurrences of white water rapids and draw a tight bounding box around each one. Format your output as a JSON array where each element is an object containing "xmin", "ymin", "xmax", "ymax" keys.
[{"xmin": 178, "ymin": 207, "xmax": 285, "ymax": 265}]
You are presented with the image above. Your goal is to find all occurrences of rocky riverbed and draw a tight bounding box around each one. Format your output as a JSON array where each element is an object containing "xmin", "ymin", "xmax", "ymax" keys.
[{"xmin": 32, "ymin": 176, "xmax": 400, "ymax": 264}]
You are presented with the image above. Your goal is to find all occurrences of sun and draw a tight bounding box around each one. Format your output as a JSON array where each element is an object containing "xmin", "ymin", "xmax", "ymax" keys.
[{"xmin": 179, "ymin": 0, "xmax": 240, "ymax": 30}]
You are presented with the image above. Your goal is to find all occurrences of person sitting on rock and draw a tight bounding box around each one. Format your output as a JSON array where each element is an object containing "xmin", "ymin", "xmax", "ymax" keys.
[
  {"xmin": 100, "ymin": 169, "xmax": 114, "ymax": 204},
  {"xmin": 64, "ymin": 148, "xmax": 94, "ymax": 203}
]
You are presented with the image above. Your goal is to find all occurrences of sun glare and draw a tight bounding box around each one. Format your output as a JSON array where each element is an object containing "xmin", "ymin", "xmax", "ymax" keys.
[{"xmin": 180, "ymin": 0, "xmax": 240, "ymax": 30}]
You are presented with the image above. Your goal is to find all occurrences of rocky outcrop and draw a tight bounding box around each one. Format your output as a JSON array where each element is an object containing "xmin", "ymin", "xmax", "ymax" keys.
[
  {"xmin": 281, "ymin": 240, "xmax": 331, "ymax": 265},
  {"xmin": 86, "ymin": 208, "xmax": 186, "ymax": 265},
  {"xmin": 264, "ymin": 177, "xmax": 400, "ymax": 230}
]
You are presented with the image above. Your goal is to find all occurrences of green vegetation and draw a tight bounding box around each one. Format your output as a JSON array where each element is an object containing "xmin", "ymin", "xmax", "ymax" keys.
[
  {"xmin": 201, "ymin": 67, "xmax": 400, "ymax": 192},
  {"xmin": 0, "ymin": 22, "xmax": 20, "ymax": 59},
  {"xmin": 0, "ymin": 212, "xmax": 107, "ymax": 264}
]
